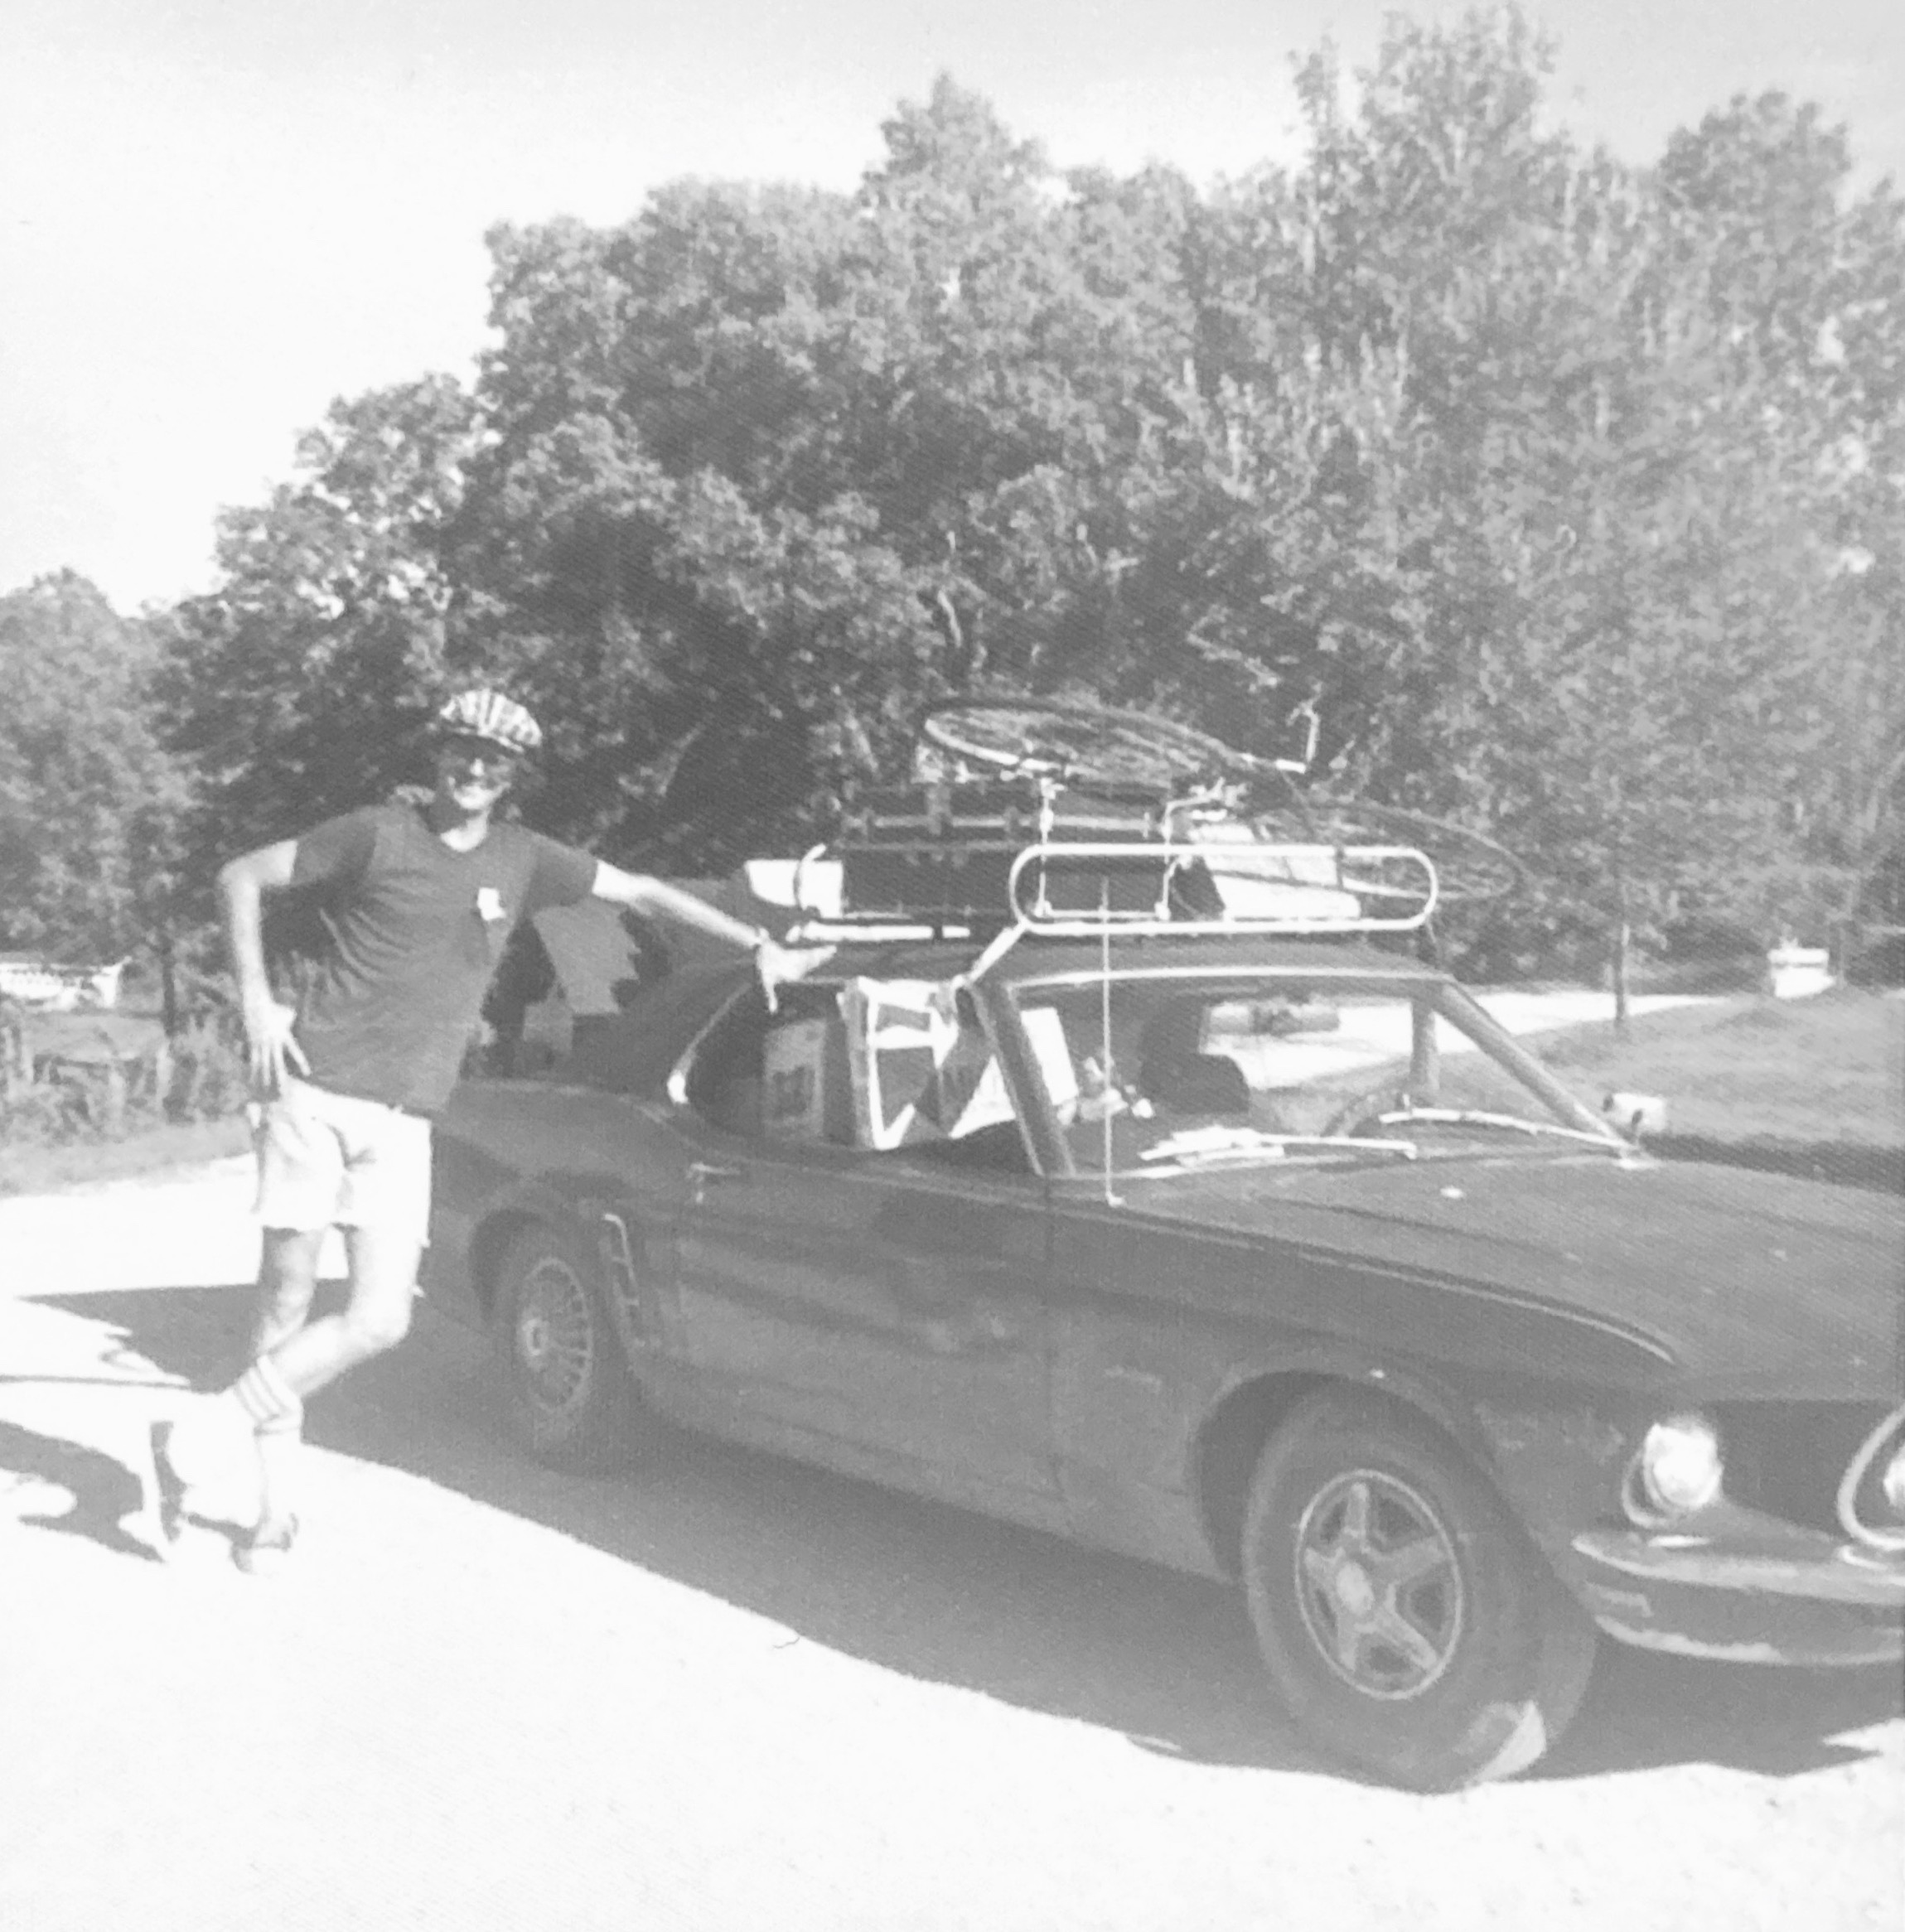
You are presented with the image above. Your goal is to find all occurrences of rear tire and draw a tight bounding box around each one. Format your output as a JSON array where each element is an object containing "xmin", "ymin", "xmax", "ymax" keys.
[
  {"xmin": 491, "ymin": 1223, "xmax": 641, "ymax": 1471},
  {"xmin": 1241, "ymin": 1389, "xmax": 1598, "ymax": 1789}
]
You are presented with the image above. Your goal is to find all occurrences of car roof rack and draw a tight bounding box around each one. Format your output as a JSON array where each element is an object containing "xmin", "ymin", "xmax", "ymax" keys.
[
  {"xmin": 1003, "ymin": 839, "xmax": 1438, "ymax": 937},
  {"xmin": 750, "ymin": 833, "xmax": 1439, "ymax": 948}
]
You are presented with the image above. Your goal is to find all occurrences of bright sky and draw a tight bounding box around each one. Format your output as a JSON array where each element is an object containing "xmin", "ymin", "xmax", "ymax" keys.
[{"xmin": 4, "ymin": 0, "xmax": 1900, "ymax": 613}]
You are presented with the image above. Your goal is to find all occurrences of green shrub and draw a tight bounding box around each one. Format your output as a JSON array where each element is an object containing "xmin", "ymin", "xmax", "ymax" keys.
[
  {"xmin": 0, "ymin": 1008, "xmax": 249, "ymax": 1152},
  {"xmin": 159, "ymin": 1017, "xmax": 250, "ymax": 1123}
]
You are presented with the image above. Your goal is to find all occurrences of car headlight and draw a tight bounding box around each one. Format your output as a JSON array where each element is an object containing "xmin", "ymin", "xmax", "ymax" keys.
[{"xmin": 1632, "ymin": 1413, "xmax": 1725, "ymax": 1518}]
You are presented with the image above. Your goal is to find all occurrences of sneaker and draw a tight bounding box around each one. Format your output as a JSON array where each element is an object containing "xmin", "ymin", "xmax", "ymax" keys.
[
  {"xmin": 234, "ymin": 1514, "xmax": 299, "ymax": 1577},
  {"xmin": 158, "ymin": 1399, "xmax": 259, "ymax": 1485}
]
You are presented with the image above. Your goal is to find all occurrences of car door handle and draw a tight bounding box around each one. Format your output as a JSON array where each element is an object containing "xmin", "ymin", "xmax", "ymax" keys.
[{"xmin": 687, "ymin": 1160, "xmax": 745, "ymax": 1196}]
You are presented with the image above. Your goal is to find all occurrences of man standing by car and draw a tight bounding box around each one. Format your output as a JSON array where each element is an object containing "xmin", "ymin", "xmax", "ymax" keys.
[{"xmin": 152, "ymin": 686, "xmax": 811, "ymax": 1571}]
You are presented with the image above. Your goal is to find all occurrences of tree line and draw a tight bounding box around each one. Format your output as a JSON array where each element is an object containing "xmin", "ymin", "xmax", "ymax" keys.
[{"xmin": 5, "ymin": 8, "xmax": 1901, "ymax": 1007}]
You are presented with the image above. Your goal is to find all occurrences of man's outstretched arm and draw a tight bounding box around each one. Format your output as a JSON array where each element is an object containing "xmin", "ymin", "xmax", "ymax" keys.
[
  {"xmin": 589, "ymin": 862, "xmax": 826, "ymax": 1008},
  {"xmin": 219, "ymin": 840, "xmax": 311, "ymax": 1094}
]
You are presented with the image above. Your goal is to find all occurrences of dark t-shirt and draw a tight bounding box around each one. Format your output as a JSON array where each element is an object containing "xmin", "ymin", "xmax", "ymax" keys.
[{"xmin": 271, "ymin": 804, "xmax": 597, "ymax": 1114}]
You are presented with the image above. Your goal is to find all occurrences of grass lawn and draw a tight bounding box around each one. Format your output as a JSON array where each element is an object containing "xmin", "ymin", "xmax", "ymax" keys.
[
  {"xmin": 2, "ymin": 997, "xmax": 251, "ymax": 1195},
  {"xmin": 2, "ymin": 988, "xmax": 1899, "ymax": 1197},
  {"xmin": 1525, "ymin": 986, "xmax": 1905, "ymax": 1150},
  {"xmin": 0, "ymin": 1114, "xmax": 252, "ymax": 1197}
]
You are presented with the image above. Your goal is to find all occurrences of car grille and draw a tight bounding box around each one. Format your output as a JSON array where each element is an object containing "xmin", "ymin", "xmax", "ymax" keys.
[{"xmin": 1719, "ymin": 1402, "xmax": 1903, "ymax": 1537}]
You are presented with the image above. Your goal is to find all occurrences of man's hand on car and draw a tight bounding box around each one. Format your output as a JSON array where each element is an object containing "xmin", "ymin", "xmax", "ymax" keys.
[{"xmin": 756, "ymin": 937, "xmax": 832, "ymax": 1014}]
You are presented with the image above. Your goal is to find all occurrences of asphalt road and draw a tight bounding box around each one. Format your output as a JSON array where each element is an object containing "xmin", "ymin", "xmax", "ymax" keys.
[{"xmin": 2, "ymin": 1155, "xmax": 1901, "ymax": 1932}]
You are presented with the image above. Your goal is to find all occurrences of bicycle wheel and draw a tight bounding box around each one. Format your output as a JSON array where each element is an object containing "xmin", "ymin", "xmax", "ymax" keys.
[
  {"xmin": 918, "ymin": 698, "xmax": 1243, "ymax": 792},
  {"xmin": 1250, "ymin": 797, "xmax": 1526, "ymax": 904}
]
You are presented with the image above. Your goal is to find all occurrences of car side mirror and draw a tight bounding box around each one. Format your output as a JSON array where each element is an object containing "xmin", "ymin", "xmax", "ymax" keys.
[{"xmin": 1602, "ymin": 1090, "xmax": 1668, "ymax": 1137}]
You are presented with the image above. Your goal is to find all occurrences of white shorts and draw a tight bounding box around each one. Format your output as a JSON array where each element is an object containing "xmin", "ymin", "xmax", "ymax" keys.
[{"xmin": 253, "ymin": 1078, "xmax": 433, "ymax": 1252}]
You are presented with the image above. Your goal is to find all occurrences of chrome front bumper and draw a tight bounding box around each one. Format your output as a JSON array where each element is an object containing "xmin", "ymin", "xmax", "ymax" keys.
[{"xmin": 1573, "ymin": 1505, "xmax": 1905, "ymax": 1666}]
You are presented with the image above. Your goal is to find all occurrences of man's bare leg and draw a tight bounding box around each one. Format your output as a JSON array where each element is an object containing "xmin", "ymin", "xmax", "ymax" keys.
[
  {"xmin": 159, "ymin": 1226, "xmax": 325, "ymax": 1491},
  {"xmin": 252, "ymin": 1227, "xmax": 325, "ymax": 1359},
  {"xmin": 248, "ymin": 1228, "xmax": 325, "ymax": 1534},
  {"xmin": 264, "ymin": 1224, "xmax": 421, "ymax": 1400},
  {"xmin": 160, "ymin": 1225, "xmax": 422, "ymax": 1554},
  {"xmin": 236, "ymin": 1226, "xmax": 423, "ymax": 1571}
]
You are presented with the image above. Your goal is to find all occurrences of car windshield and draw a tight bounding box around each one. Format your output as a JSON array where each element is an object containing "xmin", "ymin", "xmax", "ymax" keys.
[{"xmin": 1008, "ymin": 971, "xmax": 1622, "ymax": 1177}]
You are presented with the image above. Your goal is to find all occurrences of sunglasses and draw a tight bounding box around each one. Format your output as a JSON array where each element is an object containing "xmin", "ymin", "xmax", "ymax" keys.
[{"xmin": 438, "ymin": 735, "xmax": 523, "ymax": 773}]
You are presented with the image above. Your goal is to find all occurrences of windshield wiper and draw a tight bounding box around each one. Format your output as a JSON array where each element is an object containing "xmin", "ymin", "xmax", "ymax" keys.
[
  {"xmin": 1361, "ymin": 1107, "xmax": 1623, "ymax": 1151},
  {"xmin": 1139, "ymin": 1128, "xmax": 1419, "ymax": 1168}
]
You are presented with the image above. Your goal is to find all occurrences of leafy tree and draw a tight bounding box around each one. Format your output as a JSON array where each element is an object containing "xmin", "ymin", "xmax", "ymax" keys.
[
  {"xmin": 1402, "ymin": 172, "xmax": 1824, "ymax": 1009},
  {"xmin": 154, "ymin": 33, "xmax": 1893, "ymax": 989},
  {"xmin": 162, "ymin": 374, "xmax": 481, "ymax": 869},
  {"xmin": 461, "ymin": 79, "xmax": 1219, "ymax": 861},
  {"xmin": 1652, "ymin": 94, "xmax": 1905, "ymax": 959},
  {"xmin": 0, "ymin": 572, "xmax": 190, "ymax": 971},
  {"xmin": 1220, "ymin": 16, "xmax": 1870, "ymax": 1006},
  {"xmin": 469, "ymin": 192, "xmax": 945, "ymax": 863}
]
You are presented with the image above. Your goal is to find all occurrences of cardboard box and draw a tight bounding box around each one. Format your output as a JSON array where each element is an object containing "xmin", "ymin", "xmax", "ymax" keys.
[{"xmin": 762, "ymin": 1014, "xmax": 853, "ymax": 1143}]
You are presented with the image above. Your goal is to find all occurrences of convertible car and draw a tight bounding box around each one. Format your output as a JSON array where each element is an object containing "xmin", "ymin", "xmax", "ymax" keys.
[
  {"xmin": 428, "ymin": 687, "xmax": 1903, "ymax": 1789},
  {"xmin": 424, "ymin": 862, "xmax": 1904, "ymax": 1789}
]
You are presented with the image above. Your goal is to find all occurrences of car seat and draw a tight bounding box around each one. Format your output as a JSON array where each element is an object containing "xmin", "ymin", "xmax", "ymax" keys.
[{"xmin": 1145, "ymin": 1051, "xmax": 1250, "ymax": 1118}]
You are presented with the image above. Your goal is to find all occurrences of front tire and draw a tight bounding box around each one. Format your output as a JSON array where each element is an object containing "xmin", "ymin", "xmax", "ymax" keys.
[
  {"xmin": 1241, "ymin": 1390, "xmax": 1597, "ymax": 1789},
  {"xmin": 491, "ymin": 1223, "xmax": 639, "ymax": 1471}
]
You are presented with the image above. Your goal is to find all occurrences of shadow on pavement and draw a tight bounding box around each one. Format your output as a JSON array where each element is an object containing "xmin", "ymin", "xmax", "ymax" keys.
[
  {"xmin": 15, "ymin": 1279, "xmax": 1903, "ymax": 1786},
  {"xmin": 1539, "ymin": 1645, "xmax": 1904, "ymax": 1781},
  {"xmin": 0, "ymin": 1418, "xmax": 160, "ymax": 1561}
]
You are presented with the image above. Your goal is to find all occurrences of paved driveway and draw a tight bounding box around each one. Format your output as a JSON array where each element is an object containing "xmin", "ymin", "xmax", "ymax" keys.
[{"xmin": 2, "ymin": 1138, "xmax": 1900, "ymax": 1932}]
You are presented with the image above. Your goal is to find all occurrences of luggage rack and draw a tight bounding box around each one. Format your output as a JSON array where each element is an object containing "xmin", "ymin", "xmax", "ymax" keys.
[
  {"xmin": 762, "ymin": 833, "xmax": 1440, "ymax": 946},
  {"xmin": 1006, "ymin": 838, "xmax": 1438, "ymax": 936}
]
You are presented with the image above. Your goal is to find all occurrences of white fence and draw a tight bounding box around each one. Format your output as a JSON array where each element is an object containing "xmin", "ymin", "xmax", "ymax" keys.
[{"xmin": 0, "ymin": 957, "xmax": 129, "ymax": 1011}]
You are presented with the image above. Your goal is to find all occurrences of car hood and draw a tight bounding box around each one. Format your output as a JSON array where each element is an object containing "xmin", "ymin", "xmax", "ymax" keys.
[{"xmin": 1112, "ymin": 1152, "xmax": 1904, "ymax": 1398}]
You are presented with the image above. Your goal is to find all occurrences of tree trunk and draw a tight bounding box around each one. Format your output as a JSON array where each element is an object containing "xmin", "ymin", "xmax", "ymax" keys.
[
  {"xmin": 1610, "ymin": 917, "xmax": 1632, "ymax": 1036},
  {"xmin": 158, "ymin": 929, "xmax": 180, "ymax": 1038},
  {"xmin": 150, "ymin": 1037, "xmax": 175, "ymax": 1120},
  {"xmin": 0, "ymin": 1003, "xmax": 26, "ymax": 1104}
]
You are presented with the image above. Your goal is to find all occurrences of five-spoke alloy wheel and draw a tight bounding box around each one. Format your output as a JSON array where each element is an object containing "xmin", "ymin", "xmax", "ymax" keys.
[
  {"xmin": 1292, "ymin": 1465, "xmax": 1465, "ymax": 1700},
  {"xmin": 1242, "ymin": 1390, "xmax": 1598, "ymax": 1788}
]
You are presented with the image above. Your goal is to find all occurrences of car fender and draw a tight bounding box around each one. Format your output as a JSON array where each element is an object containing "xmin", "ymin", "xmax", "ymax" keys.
[
  {"xmin": 457, "ymin": 1172, "xmax": 670, "ymax": 1360},
  {"xmin": 1189, "ymin": 1341, "xmax": 1618, "ymax": 1582},
  {"xmin": 1238, "ymin": 1343, "xmax": 1493, "ymax": 1460}
]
